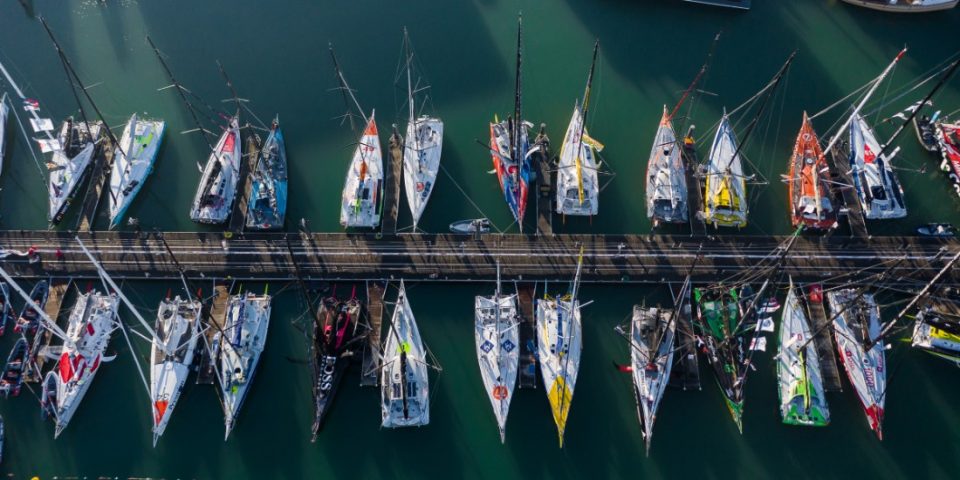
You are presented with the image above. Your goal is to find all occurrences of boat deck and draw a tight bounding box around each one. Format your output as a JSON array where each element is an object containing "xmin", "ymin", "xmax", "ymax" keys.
[
  {"xmin": 227, "ymin": 130, "xmax": 260, "ymax": 233},
  {"xmin": 804, "ymin": 287, "xmax": 843, "ymax": 392},
  {"xmin": 76, "ymin": 134, "xmax": 114, "ymax": 232},
  {"xmin": 829, "ymin": 144, "xmax": 869, "ymax": 240},
  {"xmin": 516, "ymin": 282, "xmax": 538, "ymax": 389},
  {"xmin": 670, "ymin": 289, "xmax": 701, "ymax": 390},
  {"xmin": 196, "ymin": 283, "xmax": 230, "ymax": 385},
  {"xmin": 25, "ymin": 278, "xmax": 71, "ymax": 383},
  {"xmin": 381, "ymin": 129, "xmax": 403, "ymax": 235},
  {"xmin": 682, "ymin": 131, "xmax": 706, "ymax": 236}
]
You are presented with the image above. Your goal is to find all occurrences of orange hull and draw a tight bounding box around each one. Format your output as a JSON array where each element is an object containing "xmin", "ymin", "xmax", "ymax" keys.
[{"xmin": 788, "ymin": 113, "xmax": 836, "ymax": 230}]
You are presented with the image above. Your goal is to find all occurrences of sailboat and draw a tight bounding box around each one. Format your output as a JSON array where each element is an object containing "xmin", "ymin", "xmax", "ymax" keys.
[
  {"xmin": 629, "ymin": 304, "xmax": 676, "ymax": 455},
  {"xmin": 108, "ymin": 113, "xmax": 166, "ymax": 228},
  {"xmin": 245, "ymin": 117, "xmax": 288, "ymax": 230},
  {"xmin": 704, "ymin": 52, "xmax": 796, "ymax": 229},
  {"xmin": 0, "ymin": 338, "xmax": 28, "ymax": 398},
  {"xmin": 848, "ymin": 112, "xmax": 907, "ymax": 219},
  {"xmin": 150, "ymin": 295, "xmax": 201, "ymax": 446},
  {"xmin": 777, "ymin": 279, "xmax": 830, "ymax": 426},
  {"xmin": 788, "ymin": 113, "xmax": 837, "ymax": 230},
  {"xmin": 911, "ymin": 296, "xmax": 960, "ymax": 365},
  {"xmin": 399, "ymin": 29, "xmax": 444, "ymax": 230},
  {"xmin": 331, "ymin": 46, "xmax": 383, "ymax": 229},
  {"xmin": 489, "ymin": 15, "xmax": 534, "ymax": 231},
  {"xmin": 14, "ymin": 280, "xmax": 49, "ymax": 335},
  {"xmin": 693, "ymin": 285, "xmax": 749, "ymax": 430},
  {"xmin": 190, "ymin": 115, "xmax": 241, "ymax": 224},
  {"xmin": 42, "ymin": 289, "xmax": 120, "ymax": 438},
  {"xmin": 826, "ymin": 289, "xmax": 886, "ymax": 439},
  {"xmin": 537, "ymin": 248, "xmax": 585, "ymax": 447},
  {"xmin": 217, "ymin": 289, "xmax": 272, "ymax": 440},
  {"xmin": 935, "ymin": 120, "xmax": 960, "ymax": 200},
  {"xmin": 646, "ymin": 106, "xmax": 688, "ymax": 225},
  {"xmin": 475, "ymin": 264, "xmax": 519, "ymax": 443},
  {"xmin": 703, "ymin": 112, "xmax": 748, "ymax": 228},
  {"xmin": 311, "ymin": 288, "xmax": 360, "ymax": 438},
  {"xmin": 0, "ymin": 283, "xmax": 15, "ymax": 336},
  {"xmin": 0, "ymin": 92, "xmax": 8, "ymax": 175},
  {"xmin": 556, "ymin": 41, "xmax": 602, "ymax": 217},
  {"xmin": 840, "ymin": 0, "xmax": 958, "ymax": 12},
  {"xmin": 381, "ymin": 280, "xmax": 431, "ymax": 428}
]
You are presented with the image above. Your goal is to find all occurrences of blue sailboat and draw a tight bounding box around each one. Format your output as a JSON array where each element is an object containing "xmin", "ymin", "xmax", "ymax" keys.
[{"xmin": 246, "ymin": 117, "xmax": 288, "ymax": 230}]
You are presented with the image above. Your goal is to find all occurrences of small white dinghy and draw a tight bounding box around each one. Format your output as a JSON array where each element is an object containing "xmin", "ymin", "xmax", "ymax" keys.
[{"xmin": 109, "ymin": 113, "xmax": 165, "ymax": 228}]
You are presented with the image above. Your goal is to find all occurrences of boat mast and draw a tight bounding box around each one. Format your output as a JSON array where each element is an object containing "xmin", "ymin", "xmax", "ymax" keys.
[
  {"xmin": 329, "ymin": 45, "xmax": 368, "ymax": 121},
  {"xmin": 216, "ymin": 60, "xmax": 243, "ymax": 118},
  {"xmin": 573, "ymin": 41, "xmax": 600, "ymax": 206},
  {"xmin": 820, "ymin": 48, "xmax": 907, "ymax": 159},
  {"xmin": 724, "ymin": 50, "xmax": 797, "ymax": 173},
  {"xmin": 145, "ymin": 35, "xmax": 216, "ymax": 155},
  {"xmin": 404, "ymin": 27, "xmax": 417, "ymax": 156},
  {"xmin": 75, "ymin": 237, "xmax": 163, "ymax": 347},
  {"xmin": 876, "ymin": 57, "xmax": 960, "ymax": 161},
  {"xmin": 39, "ymin": 17, "xmax": 126, "ymax": 160},
  {"xmin": 512, "ymin": 14, "xmax": 523, "ymax": 168}
]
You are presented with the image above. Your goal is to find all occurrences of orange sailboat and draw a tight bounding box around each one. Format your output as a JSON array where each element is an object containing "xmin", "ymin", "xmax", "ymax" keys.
[{"xmin": 788, "ymin": 113, "xmax": 837, "ymax": 230}]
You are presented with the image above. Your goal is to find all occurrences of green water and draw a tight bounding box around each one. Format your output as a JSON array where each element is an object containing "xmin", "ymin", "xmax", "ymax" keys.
[{"xmin": 1, "ymin": 0, "xmax": 960, "ymax": 478}]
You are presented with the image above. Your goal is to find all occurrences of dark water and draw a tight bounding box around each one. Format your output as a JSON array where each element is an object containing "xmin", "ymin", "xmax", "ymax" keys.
[{"xmin": 1, "ymin": 0, "xmax": 959, "ymax": 478}]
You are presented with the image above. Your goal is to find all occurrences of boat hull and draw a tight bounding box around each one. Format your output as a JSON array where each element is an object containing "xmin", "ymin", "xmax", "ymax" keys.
[
  {"xmin": 149, "ymin": 297, "xmax": 200, "ymax": 444},
  {"xmin": 630, "ymin": 306, "xmax": 675, "ymax": 453},
  {"xmin": 646, "ymin": 107, "xmax": 688, "ymax": 224},
  {"xmin": 536, "ymin": 296, "xmax": 582, "ymax": 447},
  {"xmin": 489, "ymin": 119, "xmax": 531, "ymax": 230},
  {"xmin": 556, "ymin": 105, "xmax": 599, "ymax": 216},
  {"xmin": 190, "ymin": 117, "xmax": 241, "ymax": 225},
  {"xmin": 381, "ymin": 283, "xmax": 430, "ymax": 428},
  {"xmin": 109, "ymin": 115, "xmax": 166, "ymax": 228},
  {"xmin": 935, "ymin": 122, "xmax": 960, "ymax": 201},
  {"xmin": 475, "ymin": 293, "xmax": 519, "ymax": 442},
  {"xmin": 340, "ymin": 114, "xmax": 383, "ymax": 228},
  {"xmin": 402, "ymin": 116, "xmax": 443, "ymax": 228},
  {"xmin": 840, "ymin": 0, "xmax": 958, "ymax": 12},
  {"xmin": 219, "ymin": 293, "xmax": 272, "ymax": 439},
  {"xmin": 777, "ymin": 286, "xmax": 830, "ymax": 426},
  {"xmin": 246, "ymin": 122, "xmax": 288, "ymax": 230},
  {"xmin": 704, "ymin": 115, "xmax": 748, "ymax": 228}
]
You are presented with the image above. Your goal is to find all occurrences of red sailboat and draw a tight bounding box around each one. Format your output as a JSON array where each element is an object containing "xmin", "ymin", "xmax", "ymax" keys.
[{"xmin": 788, "ymin": 113, "xmax": 837, "ymax": 230}]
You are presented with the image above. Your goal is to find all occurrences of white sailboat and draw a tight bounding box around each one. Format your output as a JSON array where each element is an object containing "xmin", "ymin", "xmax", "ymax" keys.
[
  {"xmin": 703, "ymin": 112, "xmax": 748, "ymax": 228},
  {"xmin": 331, "ymin": 46, "xmax": 383, "ymax": 229},
  {"xmin": 537, "ymin": 248, "xmax": 585, "ymax": 447},
  {"xmin": 556, "ymin": 41, "xmax": 602, "ymax": 217},
  {"xmin": 646, "ymin": 106, "xmax": 688, "ymax": 225},
  {"xmin": 109, "ymin": 113, "xmax": 166, "ymax": 228},
  {"xmin": 827, "ymin": 289, "xmax": 886, "ymax": 439},
  {"xmin": 777, "ymin": 280, "xmax": 830, "ymax": 427},
  {"xmin": 848, "ymin": 113, "xmax": 907, "ymax": 219},
  {"xmin": 381, "ymin": 281, "xmax": 431, "ymax": 428},
  {"xmin": 474, "ymin": 264, "xmax": 519, "ymax": 443},
  {"xmin": 150, "ymin": 295, "xmax": 201, "ymax": 446},
  {"xmin": 190, "ymin": 115, "xmax": 241, "ymax": 224},
  {"xmin": 629, "ymin": 305, "xmax": 676, "ymax": 455},
  {"xmin": 217, "ymin": 290, "xmax": 272, "ymax": 440},
  {"xmin": 400, "ymin": 29, "xmax": 443, "ymax": 230},
  {"xmin": 42, "ymin": 289, "xmax": 120, "ymax": 438}
]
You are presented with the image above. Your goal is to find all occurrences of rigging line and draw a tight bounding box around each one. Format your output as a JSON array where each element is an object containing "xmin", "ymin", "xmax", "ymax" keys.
[
  {"xmin": 435, "ymin": 159, "xmax": 503, "ymax": 233},
  {"xmin": 115, "ymin": 300, "xmax": 152, "ymax": 399},
  {"xmin": 240, "ymin": 103, "xmax": 268, "ymax": 130},
  {"xmin": 7, "ymin": 94, "xmax": 48, "ymax": 185},
  {"xmin": 867, "ymin": 62, "xmax": 953, "ymax": 121}
]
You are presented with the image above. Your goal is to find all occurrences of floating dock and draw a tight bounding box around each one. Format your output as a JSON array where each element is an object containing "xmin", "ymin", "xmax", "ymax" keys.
[
  {"xmin": 534, "ymin": 128, "xmax": 553, "ymax": 236},
  {"xmin": 196, "ymin": 283, "xmax": 230, "ymax": 385},
  {"xmin": 682, "ymin": 129, "xmax": 707, "ymax": 236},
  {"xmin": 828, "ymin": 144, "xmax": 869, "ymax": 239},
  {"xmin": 76, "ymin": 131, "xmax": 113, "ymax": 232},
  {"xmin": 360, "ymin": 281, "xmax": 384, "ymax": 387},
  {"xmin": 228, "ymin": 130, "xmax": 260, "ymax": 233},
  {"xmin": 381, "ymin": 128, "xmax": 403, "ymax": 235},
  {"xmin": 670, "ymin": 288, "xmax": 700, "ymax": 390},
  {"xmin": 25, "ymin": 278, "xmax": 71, "ymax": 383},
  {"xmin": 804, "ymin": 286, "xmax": 843, "ymax": 392},
  {"xmin": 516, "ymin": 282, "xmax": 538, "ymax": 389}
]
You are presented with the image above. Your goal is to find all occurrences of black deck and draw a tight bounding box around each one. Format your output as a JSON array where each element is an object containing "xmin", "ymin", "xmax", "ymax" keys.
[
  {"xmin": 360, "ymin": 281, "xmax": 384, "ymax": 387},
  {"xmin": 804, "ymin": 285, "xmax": 843, "ymax": 392},
  {"xmin": 76, "ymin": 132, "xmax": 112, "ymax": 232},
  {"xmin": 670, "ymin": 287, "xmax": 701, "ymax": 390},
  {"xmin": 228, "ymin": 131, "xmax": 260, "ymax": 233}
]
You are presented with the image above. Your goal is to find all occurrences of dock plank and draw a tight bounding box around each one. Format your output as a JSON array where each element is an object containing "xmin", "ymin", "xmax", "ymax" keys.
[
  {"xmin": 804, "ymin": 285, "xmax": 843, "ymax": 392},
  {"xmin": 26, "ymin": 278, "xmax": 71, "ymax": 383},
  {"xmin": 360, "ymin": 282, "xmax": 384, "ymax": 387},
  {"xmin": 381, "ymin": 129, "xmax": 403, "ymax": 235},
  {"xmin": 517, "ymin": 283, "xmax": 537, "ymax": 389},
  {"xmin": 76, "ymin": 128, "xmax": 112, "ymax": 232},
  {"xmin": 670, "ymin": 287, "xmax": 700, "ymax": 390},
  {"xmin": 196, "ymin": 283, "xmax": 230, "ymax": 385},
  {"xmin": 228, "ymin": 130, "xmax": 260, "ymax": 233}
]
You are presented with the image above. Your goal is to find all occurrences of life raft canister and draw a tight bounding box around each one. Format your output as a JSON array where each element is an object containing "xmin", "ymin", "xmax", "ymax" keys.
[{"xmin": 492, "ymin": 385, "xmax": 508, "ymax": 400}]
